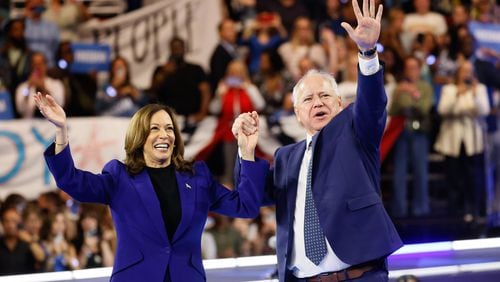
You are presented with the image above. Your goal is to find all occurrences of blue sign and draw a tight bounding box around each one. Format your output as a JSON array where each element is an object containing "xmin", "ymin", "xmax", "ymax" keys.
[
  {"xmin": 469, "ymin": 21, "xmax": 500, "ymax": 52},
  {"xmin": 70, "ymin": 43, "xmax": 111, "ymax": 73},
  {"xmin": 0, "ymin": 91, "xmax": 14, "ymax": 120}
]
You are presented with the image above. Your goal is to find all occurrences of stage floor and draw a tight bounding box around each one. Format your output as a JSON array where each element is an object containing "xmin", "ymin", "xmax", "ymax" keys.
[{"xmin": 1, "ymin": 238, "xmax": 500, "ymax": 282}]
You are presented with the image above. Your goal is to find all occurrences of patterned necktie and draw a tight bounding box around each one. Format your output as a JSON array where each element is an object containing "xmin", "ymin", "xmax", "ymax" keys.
[{"xmin": 304, "ymin": 142, "xmax": 327, "ymax": 265}]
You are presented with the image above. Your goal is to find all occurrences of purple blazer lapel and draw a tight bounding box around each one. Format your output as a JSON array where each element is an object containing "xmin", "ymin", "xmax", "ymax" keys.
[
  {"xmin": 133, "ymin": 170, "xmax": 168, "ymax": 244},
  {"xmin": 172, "ymin": 172, "xmax": 196, "ymax": 244}
]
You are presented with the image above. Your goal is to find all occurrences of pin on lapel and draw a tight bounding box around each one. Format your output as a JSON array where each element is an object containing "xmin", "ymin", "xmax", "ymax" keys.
[{"xmin": 186, "ymin": 183, "xmax": 192, "ymax": 189}]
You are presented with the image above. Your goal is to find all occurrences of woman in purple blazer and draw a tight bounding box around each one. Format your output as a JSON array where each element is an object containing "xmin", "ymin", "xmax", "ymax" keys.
[{"xmin": 34, "ymin": 92, "xmax": 268, "ymax": 282}]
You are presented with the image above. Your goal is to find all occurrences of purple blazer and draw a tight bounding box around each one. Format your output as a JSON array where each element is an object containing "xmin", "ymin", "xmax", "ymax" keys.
[
  {"xmin": 265, "ymin": 66, "xmax": 403, "ymax": 281},
  {"xmin": 44, "ymin": 145, "xmax": 268, "ymax": 281}
]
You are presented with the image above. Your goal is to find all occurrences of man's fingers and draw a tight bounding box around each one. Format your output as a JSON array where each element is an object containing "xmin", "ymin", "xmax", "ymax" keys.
[
  {"xmin": 352, "ymin": 0, "xmax": 362, "ymax": 23},
  {"xmin": 362, "ymin": 0, "xmax": 369, "ymax": 17},
  {"xmin": 244, "ymin": 112, "xmax": 257, "ymax": 126},
  {"xmin": 250, "ymin": 111, "xmax": 258, "ymax": 119},
  {"xmin": 242, "ymin": 123, "xmax": 257, "ymax": 135},
  {"xmin": 233, "ymin": 112, "xmax": 259, "ymax": 139},
  {"xmin": 370, "ymin": 0, "xmax": 375, "ymax": 17},
  {"xmin": 234, "ymin": 120, "xmax": 256, "ymax": 136},
  {"xmin": 376, "ymin": 4, "xmax": 383, "ymax": 22},
  {"xmin": 340, "ymin": 22, "xmax": 355, "ymax": 38},
  {"xmin": 251, "ymin": 111, "xmax": 260, "ymax": 128}
]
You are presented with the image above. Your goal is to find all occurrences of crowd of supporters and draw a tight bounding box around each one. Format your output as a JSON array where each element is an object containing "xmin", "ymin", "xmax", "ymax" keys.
[{"xmin": 0, "ymin": 0, "xmax": 499, "ymax": 276}]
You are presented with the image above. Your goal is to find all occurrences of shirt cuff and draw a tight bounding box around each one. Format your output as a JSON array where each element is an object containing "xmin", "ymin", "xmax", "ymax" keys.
[{"xmin": 358, "ymin": 53, "xmax": 380, "ymax": 76}]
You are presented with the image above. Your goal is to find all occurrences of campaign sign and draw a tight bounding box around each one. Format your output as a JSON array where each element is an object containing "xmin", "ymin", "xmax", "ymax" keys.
[
  {"xmin": 70, "ymin": 43, "xmax": 111, "ymax": 73},
  {"xmin": 469, "ymin": 21, "xmax": 500, "ymax": 52},
  {"xmin": 0, "ymin": 91, "xmax": 14, "ymax": 120}
]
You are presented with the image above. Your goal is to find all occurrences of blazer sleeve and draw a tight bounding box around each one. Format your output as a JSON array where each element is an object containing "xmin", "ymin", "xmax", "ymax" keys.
[
  {"xmin": 234, "ymin": 155, "xmax": 275, "ymax": 206},
  {"xmin": 44, "ymin": 144, "xmax": 117, "ymax": 204},
  {"xmin": 209, "ymin": 158, "xmax": 269, "ymax": 218},
  {"xmin": 353, "ymin": 65, "xmax": 388, "ymax": 148}
]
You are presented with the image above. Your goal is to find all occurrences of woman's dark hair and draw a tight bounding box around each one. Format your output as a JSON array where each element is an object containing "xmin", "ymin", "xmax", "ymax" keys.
[{"xmin": 3, "ymin": 18, "xmax": 27, "ymax": 50}]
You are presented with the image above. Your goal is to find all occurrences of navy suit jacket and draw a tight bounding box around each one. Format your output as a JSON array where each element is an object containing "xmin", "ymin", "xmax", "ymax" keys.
[
  {"xmin": 265, "ymin": 67, "xmax": 403, "ymax": 281},
  {"xmin": 45, "ymin": 144, "xmax": 268, "ymax": 282}
]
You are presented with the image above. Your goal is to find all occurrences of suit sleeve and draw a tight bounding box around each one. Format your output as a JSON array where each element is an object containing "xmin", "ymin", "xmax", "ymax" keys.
[
  {"xmin": 209, "ymin": 158, "xmax": 269, "ymax": 218},
  {"xmin": 353, "ymin": 65, "xmax": 387, "ymax": 148},
  {"xmin": 44, "ymin": 144, "xmax": 116, "ymax": 204},
  {"xmin": 234, "ymin": 155, "xmax": 276, "ymax": 206}
]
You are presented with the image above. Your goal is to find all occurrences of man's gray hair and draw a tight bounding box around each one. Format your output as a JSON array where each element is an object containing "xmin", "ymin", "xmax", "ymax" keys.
[{"xmin": 292, "ymin": 69, "xmax": 339, "ymax": 106}]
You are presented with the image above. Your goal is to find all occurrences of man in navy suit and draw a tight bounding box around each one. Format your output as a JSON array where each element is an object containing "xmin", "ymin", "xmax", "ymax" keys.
[{"xmin": 234, "ymin": 0, "xmax": 403, "ymax": 281}]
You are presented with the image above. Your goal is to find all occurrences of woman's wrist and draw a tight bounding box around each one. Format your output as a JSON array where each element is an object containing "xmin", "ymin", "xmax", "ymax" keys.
[{"xmin": 55, "ymin": 127, "xmax": 69, "ymax": 146}]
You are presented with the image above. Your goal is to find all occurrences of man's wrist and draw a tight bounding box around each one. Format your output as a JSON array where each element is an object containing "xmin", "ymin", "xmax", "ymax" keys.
[
  {"xmin": 358, "ymin": 46, "xmax": 377, "ymax": 59},
  {"xmin": 358, "ymin": 52, "xmax": 380, "ymax": 76},
  {"xmin": 240, "ymin": 150, "xmax": 255, "ymax": 161}
]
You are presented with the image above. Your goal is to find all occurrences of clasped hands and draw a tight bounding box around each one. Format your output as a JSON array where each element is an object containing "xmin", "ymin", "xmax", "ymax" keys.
[{"xmin": 232, "ymin": 111, "xmax": 259, "ymax": 161}]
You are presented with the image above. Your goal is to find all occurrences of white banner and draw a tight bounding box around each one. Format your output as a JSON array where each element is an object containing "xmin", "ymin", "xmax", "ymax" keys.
[
  {"xmin": 0, "ymin": 118, "xmax": 129, "ymax": 200},
  {"xmin": 77, "ymin": 0, "xmax": 222, "ymax": 89},
  {"xmin": 0, "ymin": 114, "xmax": 292, "ymax": 200}
]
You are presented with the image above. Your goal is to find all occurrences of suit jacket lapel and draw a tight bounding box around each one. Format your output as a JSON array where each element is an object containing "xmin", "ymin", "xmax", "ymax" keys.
[
  {"xmin": 310, "ymin": 134, "xmax": 319, "ymax": 181},
  {"xmin": 286, "ymin": 141, "xmax": 306, "ymax": 229},
  {"xmin": 133, "ymin": 170, "xmax": 168, "ymax": 244},
  {"xmin": 172, "ymin": 171, "xmax": 196, "ymax": 243}
]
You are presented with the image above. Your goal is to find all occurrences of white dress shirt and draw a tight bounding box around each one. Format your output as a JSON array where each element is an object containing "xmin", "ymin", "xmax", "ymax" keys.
[
  {"xmin": 290, "ymin": 135, "xmax": 350, "ymax": 277},
  {"xmin": 290, "ymin": 55, "xmax": 381, "ymax": 277}
]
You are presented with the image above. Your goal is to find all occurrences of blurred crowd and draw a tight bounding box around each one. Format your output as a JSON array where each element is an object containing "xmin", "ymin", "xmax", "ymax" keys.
[
  {"xmin": 1, "ymin": 0, "xmax": 500, "ymax": 276},
  {"xmin": 0, "ymin": 190, "xmax": 277, "ymax": 275}
]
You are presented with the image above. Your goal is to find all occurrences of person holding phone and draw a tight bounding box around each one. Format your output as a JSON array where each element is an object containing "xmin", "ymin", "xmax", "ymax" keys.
[
  {"xmin": 434, "ymin": 60, "xmax": 490, "ymax": 222},
  {"xmin": 73, "ymin": 208, "xmax": 114, "ymax": 269},
  {"xmin": 15, "ymin": 52, "xmax": 64, "ymax": 118},
  {"xmin": 96, "ymin": 56, "xmax": 145, "ymax": 117}
]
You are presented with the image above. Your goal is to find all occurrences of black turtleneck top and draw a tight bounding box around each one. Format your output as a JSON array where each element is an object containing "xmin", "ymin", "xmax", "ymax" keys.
[{"xmin": 146, "ymin": 165, "xmax": 181, "ymax": 242}]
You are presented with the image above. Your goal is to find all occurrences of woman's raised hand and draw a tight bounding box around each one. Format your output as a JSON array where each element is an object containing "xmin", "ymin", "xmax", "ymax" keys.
[{"xmin": 34, "ymin": 92, "xmax": 67, "ymax": 129}]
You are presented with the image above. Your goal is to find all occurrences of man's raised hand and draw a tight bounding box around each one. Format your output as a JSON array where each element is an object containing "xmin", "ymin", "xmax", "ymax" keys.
[{"xmin": 340, "ymin": 0, "xmax": 383, "ymax": 51}]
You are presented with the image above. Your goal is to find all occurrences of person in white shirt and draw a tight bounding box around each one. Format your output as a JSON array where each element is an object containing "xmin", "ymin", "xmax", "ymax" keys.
[
  {"xmin": 401, "ymin": 0, "xmax": 447, "ymax": 53},
  {"xmin": 434, "ymin": 60, "xmax": 490, "ymax": 222},
  {"xmin": 278, "ymin": 17, "xmax": 337, "ymax": 81},
  {"xmin": 15, "ymin": 52, "xmax": 64, "ymax": 118}
]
